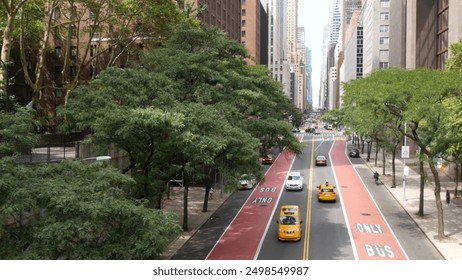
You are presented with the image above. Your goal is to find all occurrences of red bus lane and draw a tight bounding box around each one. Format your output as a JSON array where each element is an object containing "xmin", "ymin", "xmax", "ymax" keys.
[
  {"xmin": 206, "ymin": 149, "xmax": 295, "ymax": 260},
  {"xmin": 331, "ymin": 140, "xmax": 408, "ymax": 260}
]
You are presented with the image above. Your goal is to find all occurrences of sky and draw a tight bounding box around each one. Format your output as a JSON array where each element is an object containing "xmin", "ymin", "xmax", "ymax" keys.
[{"xmin": 297, "ymin": 0, "xmax": 331, "ymax": 108}]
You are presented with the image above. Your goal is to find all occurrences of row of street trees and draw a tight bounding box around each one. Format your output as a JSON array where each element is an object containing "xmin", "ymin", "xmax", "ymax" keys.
[
  {"xmin": 338, "ymin": 40, "xmax": 462, "ymax": 240},
  {"xmin": 58, "ymin": 23, "xmax": 304, "ymax": 229},
  {"xmin": 1, "ymin": 18, "xmax": 303, "ymax": 257}
]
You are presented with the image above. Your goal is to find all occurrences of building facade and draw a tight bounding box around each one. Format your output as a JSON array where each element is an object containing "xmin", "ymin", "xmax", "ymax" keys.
[
  {"xmin": 241, "ymin": 0, "xmax": 262, "ymax": 64},
  {"xmin": 196, "ymin": 0, "xmax": 242, "ymax": 42}
]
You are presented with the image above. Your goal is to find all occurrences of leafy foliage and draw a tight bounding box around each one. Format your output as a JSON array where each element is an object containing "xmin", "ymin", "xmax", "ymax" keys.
[{"xmin": 0, "ymin": 159, "xmax": 181, "ymax": 259}]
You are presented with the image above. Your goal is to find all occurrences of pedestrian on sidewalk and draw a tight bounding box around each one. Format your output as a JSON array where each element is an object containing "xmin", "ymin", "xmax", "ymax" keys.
[
  {"xmin": 209, "ymin": 188, "xmax": 214, "ymax": 200},
  {"xmin": 446, "ymin": 189, "xmax": 450, "ymax": 205}
]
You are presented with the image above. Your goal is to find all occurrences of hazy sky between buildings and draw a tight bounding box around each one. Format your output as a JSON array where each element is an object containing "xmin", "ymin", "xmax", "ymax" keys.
[{"xmin": 298, "ymin": 0, "xmax": 330, "ymax": 108}]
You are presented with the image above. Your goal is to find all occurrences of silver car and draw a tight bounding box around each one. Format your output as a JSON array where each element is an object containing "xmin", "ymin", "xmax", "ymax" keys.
[{"xmin": 238, "ymin": 174, "xmax": 257, "ymax": 190}]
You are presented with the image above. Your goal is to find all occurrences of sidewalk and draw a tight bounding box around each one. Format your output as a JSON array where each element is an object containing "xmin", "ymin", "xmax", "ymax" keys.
[
  {"xmin": 160, "ymin": 186, "xmax": 232, "ymax": 260},
  {"xmin": 363, "ymin": 152, "xmax": 462, "ymax": 260}
]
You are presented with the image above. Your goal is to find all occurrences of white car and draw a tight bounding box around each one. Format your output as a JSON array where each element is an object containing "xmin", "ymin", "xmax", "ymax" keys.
[
  {"xmin": 238, "ymin": 174, "xmax": 257, "ymax": 190},
  {"xmin": 285, "ymin": 172, "xmax": 304, "ymax": 191}
]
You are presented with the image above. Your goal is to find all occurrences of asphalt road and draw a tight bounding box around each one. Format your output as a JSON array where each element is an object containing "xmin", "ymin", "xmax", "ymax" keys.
[{"xmin": 172, "ymin": 131, "xmax": 443, "ymax": 260}]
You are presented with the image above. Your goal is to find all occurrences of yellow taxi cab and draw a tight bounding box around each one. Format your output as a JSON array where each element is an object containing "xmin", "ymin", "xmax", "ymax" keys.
[
  {"xmin": 276, "ymin": 205, "xmax": 302, "ymax": 241},
  {"xmin": 317, "ymin": 181, "xmax": 337, "ymax": 202},
  {"xmin": 261, "ymin": 153, "xmax": 274, "ymax": 164}
]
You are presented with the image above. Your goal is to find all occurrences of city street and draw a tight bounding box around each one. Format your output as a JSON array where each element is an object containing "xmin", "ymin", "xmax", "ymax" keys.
[{"xmin": 169, "ymin": 129, "xmax": 443, "ymax": 260}]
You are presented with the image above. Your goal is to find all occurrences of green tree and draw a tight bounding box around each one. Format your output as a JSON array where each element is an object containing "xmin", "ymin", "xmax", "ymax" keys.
[
  {"xmin": 345, "ymin": 67, "xmax": 460, "ymax": 240},
  {"xmin": 0, "ymin": 159, "xmax": 181, "ymax": 259},
  {"xmin": 444, "ymin": 38, "xmax": 462, "ymax": 197}
]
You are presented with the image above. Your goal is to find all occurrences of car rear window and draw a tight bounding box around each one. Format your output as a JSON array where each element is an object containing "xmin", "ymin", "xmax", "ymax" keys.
[{"xmin": 280, "ymin": 216, "xmax": 299, "ymax": 225}]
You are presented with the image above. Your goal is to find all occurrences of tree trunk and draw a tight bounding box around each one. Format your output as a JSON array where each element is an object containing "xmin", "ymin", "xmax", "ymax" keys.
[
  {"xmin": 374, "ymin": 141, "xmax": 379, "ymax": 167},
  {"xmin": 182, "ymin": 185, "xmax": 189, "ymax": 231},
  {"xmin": 382, "ymin": 149, "xmax": 386, "ymax": 175},
  {"xmin": 455, "ymin": 163, "xmax": 459, "ymax": 198},
  {"xmin": 428, "ymin": 161, "xmax": 445, "ymax": 240},
  {"xmin": 391, "ymin": 145, "xmax": 397, "ymax": 187},
  {"xmin": 418, "ymin": 159, "xmax": 425, "ymax": 216},
  {"xmin": 203, "ymin": 183, "xmax": 211, "ymax": 212},
  {"xmin": 366, "ymin": 141, "xmax": 372, "ymax": 162},
  {"xmin": 0, "ymin": 6, "xmax": 16, "ymax": 96}
]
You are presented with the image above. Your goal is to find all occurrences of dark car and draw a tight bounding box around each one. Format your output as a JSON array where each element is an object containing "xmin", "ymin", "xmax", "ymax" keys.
[
  {"xmin": 315, "ymin": 155, "xmax": 327, "ymax": 166},
  {"xmin": 349, "ymin": 148, "xmax": 360, "ymax": 158}
]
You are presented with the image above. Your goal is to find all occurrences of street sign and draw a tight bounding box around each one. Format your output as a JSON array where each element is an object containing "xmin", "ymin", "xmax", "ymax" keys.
[
  {"xmin": 401, "ymin": 146, "xmax": 410, "ymax": 159},
  {"xmin": 404, "ymin": 166, "xmax": 409, "ymax": 176}
]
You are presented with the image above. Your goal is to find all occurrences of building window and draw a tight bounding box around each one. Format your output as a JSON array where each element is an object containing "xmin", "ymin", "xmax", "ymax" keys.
[
  {"xmin": 242, "ymin": 9, "xmax": 246, "ymax": 16},
  {"xmin": 90, "ymin": 45, "xmax": 97, "ymax": 57},
  {"xmin": 379, "ymin": 62, "xmax": 389, "ymax": 68},
  {"xmin": 241, "ymin": 30, "xmax": 246, "ymax": 37},
  {"xmin": 380, "ymin": 37, "xmax": 389, "ymax": 44},
  {"xmin": 380, "ymin": 0, "xmax": 390, "ymax": 8},
  {"xmin": 70, "ymin": 46, "xmax": 77, "ymax": 58},
  {"xmin": 379, "ymin": 50, "xmax": 389, "ymax": 58},
  {"xmin": 70, "ymin": 66, "xmax": 77, "ymax": 78},
  {"xmin": 241, "ymin": 19, "xmax": 246, "ymax": 27},
  {"xmin": 380, "ymin": 25, "xmax": 389, "ymax": 32},
  {"xmin": 380, "ymin": 12, "xmax": 389, "ymax": 20},
  {"xmin": 54, "ymin": 66, "xmax": 62, "ymax": 80},
  {"xmin": 53, "ymin": 7, "xmax": 61, "ymax": 19},
  {"xmin": 54, "ymin": 88, "xmax": 63, "ymax": 98},
  {"xmin": 55, "ymin": 47, "xmax": 62, "ymax": 59},
  {"xmin": 70, "ymin": 25, "xmax": 77, "ymax": 37}
]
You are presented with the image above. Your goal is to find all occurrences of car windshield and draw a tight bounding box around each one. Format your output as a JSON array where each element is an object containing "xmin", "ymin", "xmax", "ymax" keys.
[
  {"xmin": 280, "ymin": 216, "xmax": 299, "ymax": 225},
  {"xmin": 317, "ymin": 156, "xmax": 325, "ymax": 160},
  {"xmin": 322, "ymin": 188, "xmax": 334, "ymax": 193},
  {"xmin": 288, "ymin": 175, "xmax": 301, "ymax": 180}
]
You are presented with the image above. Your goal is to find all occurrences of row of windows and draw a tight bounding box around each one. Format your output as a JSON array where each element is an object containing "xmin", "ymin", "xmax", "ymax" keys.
[{"xmin": 55, "ymin": 44, "xmax": 99, "ymax": 59}]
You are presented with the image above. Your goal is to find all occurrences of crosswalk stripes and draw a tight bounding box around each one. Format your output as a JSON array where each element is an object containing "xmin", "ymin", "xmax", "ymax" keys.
[{"xmin": 293, "ymin": 132, "xmax": 344, "ymax": 138}]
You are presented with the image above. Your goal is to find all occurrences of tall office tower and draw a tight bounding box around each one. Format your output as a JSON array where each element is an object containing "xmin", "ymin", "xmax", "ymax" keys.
[
  {"xmin": 305, "ymin": 48, "xmax": 313, "ymax": 109},
  {"xmin": 321, "ymin": 0, "xmax": 341, "ymax": 110},
  {"xmin": 341, "ymin": 0, "xmax": 363, "ymax": 50},
  {"xmin": 339, "ymin": 10, "xmax": 362, "ymax": 107},
  {"xmin": 287, "ymin": 0, "xmax": 304, "ymax": 110},
  {"xmin": 241, "ymin": 0, "xmax": 262, "ymax": 64},
  {"xmin": 328, "ymin": 0, "xmax": 342, "ymax": 45},
  {"xmin": 389, "ymin": 0, "xmax": 406, "ymax": 68},
  {"xmin": 295, "ymin": 26, "xmax": 307, "ymax": 111},
  {"xmin": 267, "ymin": 0, "xmax": 289, "ymax": 97},
  {"xmin": 406, "ymin": 0, "xmax": 462, "ymax": 70},
  {"xmin": 362, "ymin": 0, "xmax": 390, "ymax": 76},
  {"xmin": 287, "ymin": 0, "xmax": 297, "ymax": 64}
]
